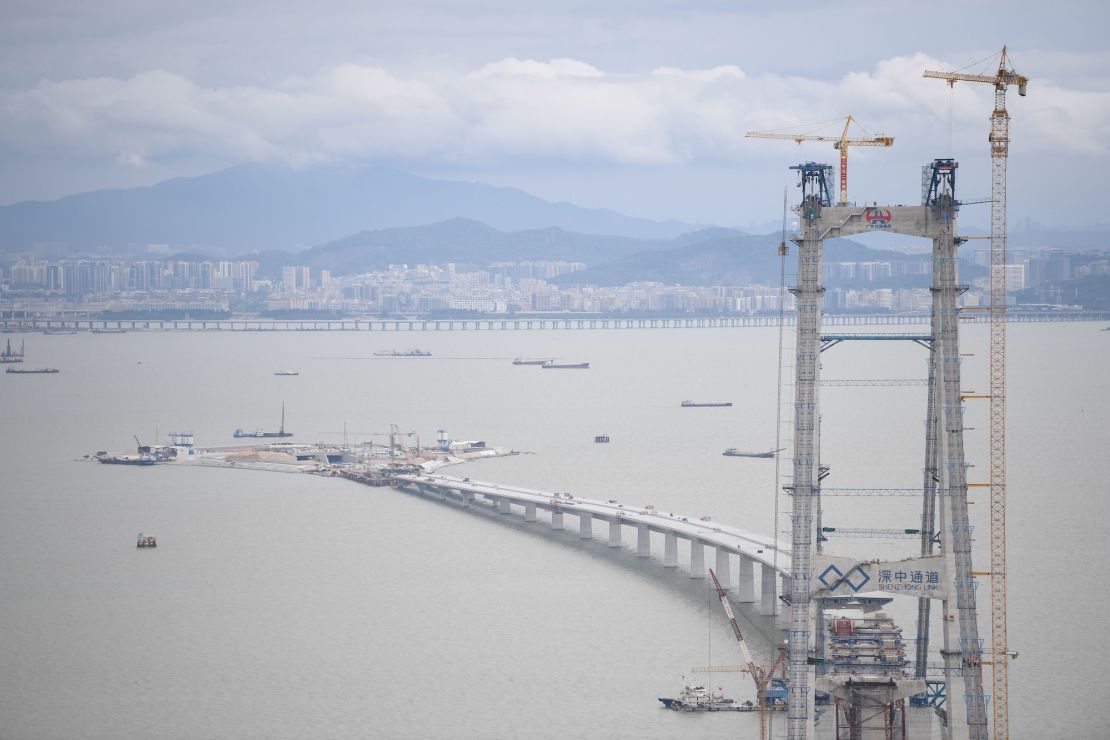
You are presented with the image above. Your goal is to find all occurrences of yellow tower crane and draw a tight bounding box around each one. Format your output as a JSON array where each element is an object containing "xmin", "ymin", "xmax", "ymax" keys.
[
  {"xmin": 924, "ymin": 46, "xmax": 1027, "ymax": 740},
  {"xmin": 745, "ymin": 115, "xmax": 893, "ymax": 206}
]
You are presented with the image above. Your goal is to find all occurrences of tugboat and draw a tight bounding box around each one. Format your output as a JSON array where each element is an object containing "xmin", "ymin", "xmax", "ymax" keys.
[{"xmin": 659, "ymin": 683, "xmax": 740, "ymax": 711}]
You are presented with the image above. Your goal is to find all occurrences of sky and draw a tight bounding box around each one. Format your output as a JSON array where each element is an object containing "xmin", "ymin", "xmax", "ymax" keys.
[{"xmin": 1, "ymin": 0, "xmax": 1108, "ymax": 232}]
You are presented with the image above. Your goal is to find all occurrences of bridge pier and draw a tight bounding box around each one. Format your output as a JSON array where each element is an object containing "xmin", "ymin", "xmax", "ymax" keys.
[
  {"xmin": 579, "ymin": 512, "xmax": 592, "ymax": 539},
  {"xmin": 551, "ymin": 510, "xmax": 564, "ymax": 530},
  {"xmin": 637, "ymin": 524, "xmax": 650, "ymax": 556},
  {"xmin": 689, "ymin": 539, "xmax": 704, "ymax": 578},
  {"xmin": 525, "ymin": 503, "xmax": 537, "ymax": 522},
  {"xmin": 461, "ymin": 491, "xmax": 471, "ymax": 507},
  {"xmin": 664, "ymin": 532, "xmax": 678, "ymax": 567},
  {"xmin": 736, "ymin": 555, "xmax": 756, "ymax": 602},
  {"xmin": 715, "ymin": 547, "xmax": 731, "ymax": 588},
  {"xmin": 608, "ymin": 519, "xmax": 622, "ymax": 547},
  {"xmin": 498, "ymin": 498, "xmax": 511, "ymax": 515},
  {"xmin": 760, "ymin": 563, "xmax": 778, "ymax": 615}
]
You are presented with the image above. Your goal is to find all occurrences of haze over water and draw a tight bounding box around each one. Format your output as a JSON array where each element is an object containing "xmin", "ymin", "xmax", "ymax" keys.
[{"xmin": 0, "ymin": 323, "xmax": 1105, "ymax": 739}]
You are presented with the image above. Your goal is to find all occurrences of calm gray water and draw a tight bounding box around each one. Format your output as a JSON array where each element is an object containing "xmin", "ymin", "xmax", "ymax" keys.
[{"xmin": 0, "ymin": 324, "xmax": 1106, "ymax": 739}]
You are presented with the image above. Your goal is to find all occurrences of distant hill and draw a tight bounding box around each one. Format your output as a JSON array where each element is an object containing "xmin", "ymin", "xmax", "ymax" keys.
[
  {"xmin": 549, "ymin": 231, "xmax": 919, "ymax": 287},
  {"xmin": 0, "ymin": 164, "xmax": 702, "ymax": 254},
  {"xmin": 244, "ymin": 220, "xmax": 951, "ymax": 287},
  {"xmin": 289, "ymin": 218, "xmax": 672, "ymax": 275}
]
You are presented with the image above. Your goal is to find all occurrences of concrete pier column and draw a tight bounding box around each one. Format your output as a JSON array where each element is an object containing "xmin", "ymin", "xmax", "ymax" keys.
[
  {"xmin": 689, "ymin": 539, "xmax": 705, "ymax": 578},
  {"xmin": 525, "ymin": 503, "xmax": 537, "ymax": 522},
  {"xmin": 551, "ymin": 511, "xmax": 564, "ymax": 530},
  {"xmin": 715, "ymin": 548, "xmax": 731, "ymax": 587},
  {"xmin": 460, "ymin": 491, "xmax": 471, "ymax": 507},
  {"xmin": 637, "ymin": 524, "xmax": 650, "ymax": 557},
  {"xmin": 579, "ymin": 512, "xmax": 592, "ymax": 539},
  {"xmin": 736, "ymin": 556, "xmax": 756, "ymax": 603},
  {"xmin": 498, "ymin": 498, "xmax": 511, "ymax": 515},
  {"xmin": 760, "ymin": 563, "xmax": 778, "ymax": 615},
  {"xmin": 608, "ymin": 520, "xmax": 622, "ymax": 547},
  {"xmin": 437, "ymin": 488, "xmax": 446, "ymax": 501},
  {"xmin": 664, "ymin": 532, "xmax": 678, "ymax": 567}
]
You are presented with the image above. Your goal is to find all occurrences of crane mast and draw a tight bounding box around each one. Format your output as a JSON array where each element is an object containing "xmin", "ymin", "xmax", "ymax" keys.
[{"xmin": 924, "ymin": 46, "xmax": 1027, "ymax": 740}]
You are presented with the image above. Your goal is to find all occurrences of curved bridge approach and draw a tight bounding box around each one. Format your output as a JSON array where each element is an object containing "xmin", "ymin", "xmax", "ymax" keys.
[{"xmin": 393, "ymin": 473, "xmax": 791, "ymax": 615}]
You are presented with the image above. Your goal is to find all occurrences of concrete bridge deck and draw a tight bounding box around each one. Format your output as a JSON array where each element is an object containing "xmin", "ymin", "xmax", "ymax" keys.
[{"xmin": 393, "ymin": 472, "xmax": 792, "ymax": 614}]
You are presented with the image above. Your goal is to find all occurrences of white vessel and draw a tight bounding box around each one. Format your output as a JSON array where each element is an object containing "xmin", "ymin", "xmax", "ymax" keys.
[{"xmin": 658, "ymin": 684, "xmax": 741, "ymax": 712}]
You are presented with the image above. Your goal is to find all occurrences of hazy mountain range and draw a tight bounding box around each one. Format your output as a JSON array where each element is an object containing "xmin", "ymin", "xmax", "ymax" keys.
[
  {"xmin": 0, "ymin": 164, "xmax": 700, "ymax": 254},
  {"xmin": 249, "ymin": 218, "xmax": 933, "ymax": 288},
  {"xmin": 0, "ymin": 163, "xmax": 1096, "ymax": 290}
]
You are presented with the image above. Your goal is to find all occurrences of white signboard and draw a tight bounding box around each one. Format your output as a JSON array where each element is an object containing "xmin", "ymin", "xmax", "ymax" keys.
[{"xmin": 813, "ymin": 554, "xmax": 949, "ymax": 600}]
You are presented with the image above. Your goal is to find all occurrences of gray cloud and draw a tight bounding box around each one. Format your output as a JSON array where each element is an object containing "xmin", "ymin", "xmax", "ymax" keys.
[{"xmin": 0, "ymin": 1, "xmax": 1106, "ymax": 226}]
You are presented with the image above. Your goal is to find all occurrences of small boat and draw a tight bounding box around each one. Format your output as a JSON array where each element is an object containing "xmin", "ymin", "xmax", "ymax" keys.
[
  {"xmin": 723, "ymin": 448, "xmax": 784, "ymax": 458},
  {"xmin": 374, "ymin": 349, "xmax": 432, "ymax": 357},
  {"xmin": 681, "ymin": 401, "xmax": 732, "ymax": 407},
  {"xmin": 136, "ymin": 534, "xmax": 157, "ymax": 548},
  {"xmin": 6, "ymin": 367, "xmax": 59, "ymax": 374},
  {"xmin": 540, "ymin": 362, "xmax": 589, "ymax": 369},
  {"xmin": 512, "ymin": 357, "xmax": 554, "ymax": 365},
  {"xmin": 234, "ymin": 402, "xmax": 293, "ymax": 438},
  {"xmin": 659, "ymin": 684, "xmax": 741, "ymax": 712},
  {"xmin": 273, "ymin": 370, "xmax": 300, "ymax": 376}
]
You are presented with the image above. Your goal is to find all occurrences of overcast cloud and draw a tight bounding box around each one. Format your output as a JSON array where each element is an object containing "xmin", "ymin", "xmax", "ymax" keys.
[{"xmin": 1, "ymin": 1, "xmax": 1107, "ymax": 229}]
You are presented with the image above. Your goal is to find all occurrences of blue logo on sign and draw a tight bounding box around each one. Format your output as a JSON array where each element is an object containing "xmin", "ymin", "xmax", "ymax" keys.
[{"xmin": 819, "ymin": 564, "xmax": 871, "ymax": 593}]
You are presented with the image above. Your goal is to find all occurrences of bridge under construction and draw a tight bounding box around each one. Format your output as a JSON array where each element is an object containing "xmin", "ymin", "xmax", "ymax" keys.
[{"xmin": 376, "ymin": 157, "xmax": 999, "ymax": 740}]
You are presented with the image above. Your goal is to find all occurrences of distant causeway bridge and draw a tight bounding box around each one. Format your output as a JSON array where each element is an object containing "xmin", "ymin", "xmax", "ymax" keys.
[
  {"xmin": 3, "ymin": 311, "xmax": 1105, "ymax": 333},
  {"xmin": 392, "ymin": 472, "xmax": 791, "ymax": 615}
]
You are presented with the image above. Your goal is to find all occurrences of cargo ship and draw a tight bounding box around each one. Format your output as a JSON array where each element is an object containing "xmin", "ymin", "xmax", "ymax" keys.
[
  {"xmin": 512, "ymin": 357, "xmax": 554, "ymax": 365},
  {"xmin": 273, "ymin": 370, "xmax": 300, "ymax": 376},
  {"xmin": 540, "ymin": 362, "xmax": 589, "ymax": 369},
  {"xmin": 681, "ymin": 400, "xmax": 732, "ymax": 407},
  {"xmin": 96, "ymin": 453, "xmax": 155, "ymax": 465},
  {"xmin": 723, "ymin": 448, "xmax": 783, "ymax": 458},
  {"xmin": 234, "ymin": 403, "xmax": 293, "ymax": 438},
  {"xmin": 374, "ymin": 349, "xmax": 431, "ymax": 357},
  {"xmin": 6, "ymin": 367, "xmax": 59, "ymax": 374}
]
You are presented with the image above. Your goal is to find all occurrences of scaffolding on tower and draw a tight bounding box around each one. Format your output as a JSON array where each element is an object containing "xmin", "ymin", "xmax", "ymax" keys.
[{"xmin": 925, "ymin": 47, "xmax": 1027, "ymax": 740}]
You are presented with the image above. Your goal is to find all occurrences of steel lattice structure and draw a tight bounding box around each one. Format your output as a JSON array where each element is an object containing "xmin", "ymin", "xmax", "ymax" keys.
[{"xmin": 925, "ymin": 48, "xmax": 1026, "ymax": 739}]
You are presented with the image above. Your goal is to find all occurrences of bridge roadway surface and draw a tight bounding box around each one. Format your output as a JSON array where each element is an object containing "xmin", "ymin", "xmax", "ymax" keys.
[{"xmin": 393, "ymin": 472, "xmax": 792, "ymax": 614}]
